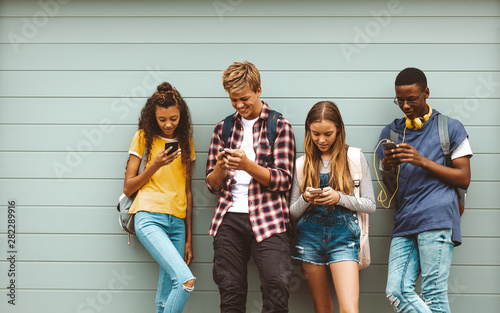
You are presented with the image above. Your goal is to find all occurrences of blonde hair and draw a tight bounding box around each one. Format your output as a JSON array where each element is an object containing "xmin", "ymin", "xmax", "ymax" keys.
[
  {"xmin": 222, "ymin": 61, "xmax": 261, "ymax": 94},
  {"xmin": 301, "ymin": 101, "xmax": 353, "ymax": 196}
]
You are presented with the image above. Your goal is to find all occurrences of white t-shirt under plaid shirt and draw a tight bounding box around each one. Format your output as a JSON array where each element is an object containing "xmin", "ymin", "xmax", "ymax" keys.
[{"xmin": 229, "ymin": 116, "xmax": 259, "ymax": 213}]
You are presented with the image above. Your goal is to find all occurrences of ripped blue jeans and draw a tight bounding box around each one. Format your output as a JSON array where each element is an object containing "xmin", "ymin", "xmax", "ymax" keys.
[
  {"xmin": 386, "ymin": 229, "xmax": 454, "ymax": 313},
  {"xmin": 135, "ymin": 212, "xmax": 195, "ymax": 313}
]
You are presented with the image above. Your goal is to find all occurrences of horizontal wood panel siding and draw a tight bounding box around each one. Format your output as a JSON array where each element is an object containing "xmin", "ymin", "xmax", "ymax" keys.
[
  {"xmin": 1, "ymin": 44, "xmax": 499, "ymax": 71},
  {"xmin": 0, "ymin": 291, "xmax": 498, "ymax": 313},
  {"xmin": 2, "ymin": 0, "xmax": 500, "ymax": 17},
  {"xmin": 1, "ymin": 17, "xmax": 499, "ymax": 44},
  {"xmin": 2, "ymin": 71, "xmax": 500, "ymax": 98},
  {"xmin": 0, "ymin": 0, "xmax": 498, "ymax": 312}
]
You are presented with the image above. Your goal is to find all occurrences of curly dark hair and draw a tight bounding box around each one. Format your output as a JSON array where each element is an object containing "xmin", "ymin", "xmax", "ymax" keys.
[{"xmin": 138, "ymin": 82, "xmax": 194, "ymax": 178}]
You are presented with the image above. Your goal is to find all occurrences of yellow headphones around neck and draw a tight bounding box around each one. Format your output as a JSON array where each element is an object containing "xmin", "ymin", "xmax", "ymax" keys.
[{"xmin": 405, "ymin": 103, "xmax": 433, "ymax": 129}]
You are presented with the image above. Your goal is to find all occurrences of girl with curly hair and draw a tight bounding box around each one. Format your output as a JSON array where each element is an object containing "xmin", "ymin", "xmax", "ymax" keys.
[
  {"xmin": 123, "ymin": 82, "xmax": 196, "ymax": 313},
  {"xmin": 289, "ymin": 101, "xmax": 376, "ymax": 313}
]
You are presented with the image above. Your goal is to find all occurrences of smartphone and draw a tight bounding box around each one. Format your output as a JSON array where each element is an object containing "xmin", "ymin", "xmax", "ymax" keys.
[
  {"xmin": 165, "ymin": 142, "xmax": 179, "ymax": 155},
  {"xmin": 309, "ymin": 188, "xmax": 323, "ymax": 194},
  {"xmin": 219, "ymin": 148, "xmax": 232, "ymax": 155},
  {"xmin": 382, "ymin": 141, "xmax": 398, "ymax": 150}
]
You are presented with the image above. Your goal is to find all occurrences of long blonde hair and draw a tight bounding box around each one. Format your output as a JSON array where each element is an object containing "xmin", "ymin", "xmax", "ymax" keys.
[{"xmin": 301, "ymin": 101, "xmax": 353, "ymax": 196}]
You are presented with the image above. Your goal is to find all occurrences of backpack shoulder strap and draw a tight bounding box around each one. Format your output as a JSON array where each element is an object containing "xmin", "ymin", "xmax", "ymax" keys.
[
  {"xmin": 347, "ymin": 146, "xmax": 369, "ymax": 240},
  {"xmin": 263, "ymin": 110, "xmax": 283, "ymax": 167},
  {"xmin": 138, "ymin": 152, "xmax": 147, "ymax": 174},
  {"xmin": 221, "ymin": 114, "xmax": 235, "ymax": 148},
  {"xmin": 266, "ymin": 110, "xmax": 282, "ymax": 148},
  {"xmin": 347, "ymin": 147, "xmax": 362, "ymax": 197},
  {"xmin": 437, "ymin": 113, "xmax": 466, "ymax": 215},
  {"xmin": 295, "ymin": 155, "xmax": 305, "ymax": 186},
  {"xmin": 390, "ymin": 129, "xmax": 399, "ymax": 144},
  {"xmin": 437, "ymin": 114, "xmax": 452, "ymax": 167}
]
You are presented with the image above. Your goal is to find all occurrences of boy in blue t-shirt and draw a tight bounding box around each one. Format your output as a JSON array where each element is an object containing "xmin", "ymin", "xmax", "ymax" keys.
[{"xmin": 375, "ymin": 67, "xmax": 472, "ymax": 313}]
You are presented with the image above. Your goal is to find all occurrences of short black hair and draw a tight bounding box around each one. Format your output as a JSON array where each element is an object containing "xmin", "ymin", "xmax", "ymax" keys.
[{"xmin": 395, "ymin": 67, "xmax": 427, "ymax": 91}]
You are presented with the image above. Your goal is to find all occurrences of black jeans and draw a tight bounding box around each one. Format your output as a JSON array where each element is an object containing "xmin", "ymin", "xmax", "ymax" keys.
[{"xmin": 213, "ymin": 212, "xmax": 292, "ymax": 313}]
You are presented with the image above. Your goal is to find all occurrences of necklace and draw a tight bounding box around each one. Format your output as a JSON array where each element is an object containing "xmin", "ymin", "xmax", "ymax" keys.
[{"xmin": 322, "ymin": 160, "xmax": 330, "ymax": 169}]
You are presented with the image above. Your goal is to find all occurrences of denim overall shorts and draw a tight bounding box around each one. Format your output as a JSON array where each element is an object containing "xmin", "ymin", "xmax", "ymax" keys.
[{"xmin": 292, "ymin": 173, "xmax": 360, "ymax": 265}]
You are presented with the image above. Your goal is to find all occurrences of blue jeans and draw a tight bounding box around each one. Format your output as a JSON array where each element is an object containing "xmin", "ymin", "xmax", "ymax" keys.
[
  {"xmin": 135, "ymin": 212, "xmax": 195, "ymax": 313},
  {"xmin": 386, "ymin": 229, "xmax": 454, "ymax": 313}
]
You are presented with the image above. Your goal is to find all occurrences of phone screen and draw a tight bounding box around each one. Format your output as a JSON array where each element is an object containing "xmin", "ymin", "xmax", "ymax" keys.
[
  {"xmin": 309, "ymin": 188, "xmax": 323, "ymax": 194},
  {"xmin": 165, "ymin": 142, "xmax": 179, "ymax": 155},
  {"xmin": 382, "ymin": 142, "xmax": 397, "ymax": 150}
]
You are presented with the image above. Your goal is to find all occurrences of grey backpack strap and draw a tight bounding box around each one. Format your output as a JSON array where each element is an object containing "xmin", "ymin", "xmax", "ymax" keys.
[
  {"xmin": 390, "ymin": 129, "xmax": 398, "ymax": 144},
  {"xmin": 437, "ymin": 114, "xmax": 452, "ymax": 167},
  {"xmin": 138, "ymin": 153, "xmax": 147, "ymax": 174},
  {"xmin": 437, "ymin": 114, "xmax": 466, "ymax": 215}
]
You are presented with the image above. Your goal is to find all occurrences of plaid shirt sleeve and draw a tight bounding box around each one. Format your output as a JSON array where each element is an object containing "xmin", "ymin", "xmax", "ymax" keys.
[
  {"xmin": 205, "ymin": 121, "xmax": 225, "ymax": 195},
  {"xmin": 267, "ymin": 117, "xmax": 295, "ymax": 193},
  {"xmin": 206, "ymin": 119, "xmax": 235, "ymax": 238}
]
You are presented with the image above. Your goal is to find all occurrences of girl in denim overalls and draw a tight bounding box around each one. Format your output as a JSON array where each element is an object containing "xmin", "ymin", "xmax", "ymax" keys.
[
  {"xmin": 290, "ymin": 101, "xmax": 376, "ymax": 313},
  {"xmin": 123, "ymin": 82, "xmax": 196, "ymax": 313}
]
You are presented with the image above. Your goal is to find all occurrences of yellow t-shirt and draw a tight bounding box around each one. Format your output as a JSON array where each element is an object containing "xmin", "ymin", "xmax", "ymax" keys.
[{"xmin": 128, "ymin": 130, "xmax": 195, "ymax": 219}]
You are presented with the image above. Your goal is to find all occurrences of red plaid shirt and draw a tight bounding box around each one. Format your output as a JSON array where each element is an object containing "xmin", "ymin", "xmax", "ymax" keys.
[{"xmin": 206, "ymin": 102, "xmax": 295, "ymax": 242}]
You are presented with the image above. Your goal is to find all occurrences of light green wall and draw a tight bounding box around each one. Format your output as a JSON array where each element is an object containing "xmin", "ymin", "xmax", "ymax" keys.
[{"xmin": 0, "ymin": 0, "xmax": 499, "ymax": 312}]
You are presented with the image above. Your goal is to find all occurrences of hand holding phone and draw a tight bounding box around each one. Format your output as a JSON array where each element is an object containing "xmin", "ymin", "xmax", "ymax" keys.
[
  {"xmin": 165, "ymin": 142, "xmax": 179, "ymax": 155},
  {"xmin": 381, "ymin": 140, "xmax": 402, "ymax": 171},
  {"xmin": 303, "ymin": 187, "xmax": 324, "ymax": 203},
  {"xmin": 219, "ymin": 148, "xmax": 233, "ymax": 156},
  {"xmin": 382, "ymin": 141, "xmax": 398, "ymax": 150}
]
